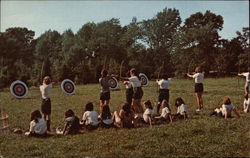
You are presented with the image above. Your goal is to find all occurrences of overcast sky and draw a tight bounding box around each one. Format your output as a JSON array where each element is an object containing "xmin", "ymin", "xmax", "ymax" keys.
[{"xmin": 1, "ymin": 1, "xmax": 249, "ymax": 39}]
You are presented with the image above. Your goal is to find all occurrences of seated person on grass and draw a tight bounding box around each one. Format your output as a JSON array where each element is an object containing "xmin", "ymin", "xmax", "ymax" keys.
[
  {"xmin": 113, "ymin": 103, "xmax": 135, "ymax": 128},
  {"xmin": 25, "ymin": 110, "xmax": 47, "ymax": 137},
  {"xmin": 173, "ymin": 97, "xmax": 188, "ymax": 120},
  {"xmin": 210, "ymin": 97, "xmax": 240, "ymax": 119},
  {"xmin": 155, "ymin": 99, "xmax": 172, "ymax": 123},
  {"xmin": 81, "ymin": 102, "xmax": 100, "ymax": 130},
  {"xmin": 56, "ymin": 109, "xmax": 80, "ymax": 135}
]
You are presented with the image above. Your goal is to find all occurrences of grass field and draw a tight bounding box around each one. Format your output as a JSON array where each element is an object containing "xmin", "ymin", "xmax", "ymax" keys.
[{"xmin": 0, "ymin": 78, "xmax": 250, "ymax": 158}]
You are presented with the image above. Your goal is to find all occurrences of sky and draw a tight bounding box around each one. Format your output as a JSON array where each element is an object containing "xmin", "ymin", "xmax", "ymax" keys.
[{"xmin": 0, "ymin": 1, "xmax": 249, "ymax": 39}]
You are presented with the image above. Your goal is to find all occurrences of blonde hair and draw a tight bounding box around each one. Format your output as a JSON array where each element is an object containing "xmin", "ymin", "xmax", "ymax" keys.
[{"xmin": 43, "ymin": 76, "xmax": 51, "ymax": 85}]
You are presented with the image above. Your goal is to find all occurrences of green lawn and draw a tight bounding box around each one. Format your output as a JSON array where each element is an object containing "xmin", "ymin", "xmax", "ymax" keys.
[{"xmin": 0, "ymin": 78, "xmax": 249, "ymax": 158}]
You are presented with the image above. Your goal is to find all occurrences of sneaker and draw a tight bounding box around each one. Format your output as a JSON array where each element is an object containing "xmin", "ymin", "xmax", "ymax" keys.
[{"xmin": 196, "ymin": 109, "xmax": 201, "ymax": 112}]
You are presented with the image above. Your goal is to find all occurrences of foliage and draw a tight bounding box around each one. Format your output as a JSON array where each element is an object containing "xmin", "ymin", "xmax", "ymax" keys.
[{"xmin": 0, "ymin": 8, "xmax": 249, "ymax": 87}]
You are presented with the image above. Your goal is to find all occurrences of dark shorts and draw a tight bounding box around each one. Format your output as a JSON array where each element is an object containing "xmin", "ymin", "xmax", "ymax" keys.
[
  {"xmin": 100, "ymin": 92, "xmax": 110, "ymax": 101},
  {"xmin": 41, "ymin": 98, "xmax": 51, "ymax": 115},
  {"xmin": 126, "ymin": 88, "xmax": 133, "ymax": 105},
  {"xmin": 246, "ymin": 82, "xmax": 250, "ymax": 93},
  {"xmin": 158, "ymin": 89, "xmax": 169, "ymax": 102},
  {"xmin": 195, "ymin": 83, "xmax": 204, "ymax": 93},
  {"xmin": 132, "ymin": 87, "xmax": 143, "ymax": 99}
]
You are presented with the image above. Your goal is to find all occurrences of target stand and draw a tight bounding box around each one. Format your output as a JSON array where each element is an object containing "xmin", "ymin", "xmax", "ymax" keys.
[
  {"xmin": 108, "ymin": 77, "xmax": 119, "ymax": 90},
  {"xmin": 139, "ymin": 73, "xmax": 149, "ymax": 87},
  {"xmin": 10, "ymin": 80, "xmax": 28, "ymax": 99},
  {"xmin": 61, "ymin": 79, "xmax": 76, "ymax": 95}
]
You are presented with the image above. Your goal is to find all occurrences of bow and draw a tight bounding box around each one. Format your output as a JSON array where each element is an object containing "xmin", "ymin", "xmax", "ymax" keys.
[{"xmin": 119, "ymin": 60, "xmax": 125, "ymax": 80}]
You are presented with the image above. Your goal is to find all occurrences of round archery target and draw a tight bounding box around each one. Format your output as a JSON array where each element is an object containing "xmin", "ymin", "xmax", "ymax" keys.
[
  {"xmin": 10, "ymin": 80, "xmax": 28, "ymax": 98},
  {"xmin": 61, "ymin": 79, "xmax": 76, "ymax": 95},
  {"xmin": 139, "ymin": 73, "xmax": 149, "ymax": 86},
  {"xmin": 108, "ymin": 77, "xmax": 119, "ymax": 90}
]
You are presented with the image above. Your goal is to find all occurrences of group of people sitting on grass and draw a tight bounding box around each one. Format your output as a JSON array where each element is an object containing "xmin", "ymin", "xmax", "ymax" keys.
[
  {"xmin": 25, "ymin": 94, "xmax": 249, "ymax": 137},
  {"xmin": 25, "ymin": 97, "xmax": 188, "ymax": 136}
]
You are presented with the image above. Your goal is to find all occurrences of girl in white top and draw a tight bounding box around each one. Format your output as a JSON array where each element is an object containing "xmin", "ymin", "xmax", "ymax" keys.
[
  {"xmin": 243, "ymin": 93, "xmax": 250, "ymax": 113},
  {"xmin": 210, "ymin": 97, "xmax": 240, "ymax": 119},
  {"xmin": 120, "ymin": 68, "xmax": 144, "ymax": 116},
  {"xmin": 238, "ymin": 71, "xmax": 250, "ymax": 94},
  {"xmin": 81, "ymin": 102, "xmax": 99, "ymax": 130},
  {"xmin": 187, "ymin": 66, "xmax": 204, "ymax": 112},
  {"xmin": 25, "ymin": 110, "xmax": 47, "ymax": 137},
  {"xmin": 174, "ymin": 97, "xmax": 188, "ymax": 120},
  {"xmin": 156, "ymin": 74, "xmax": 171, "ymax": 114},
  {"xmin": 155, "ymin": 100, "xmax": 172, "ymax": 123},
  {"xmin": 143, "ymin": 100, "xmax": 155, "ymax": 127},
  {"xmin": 40, "ymin": 76, "xmax": 54, "ymax": 131}
]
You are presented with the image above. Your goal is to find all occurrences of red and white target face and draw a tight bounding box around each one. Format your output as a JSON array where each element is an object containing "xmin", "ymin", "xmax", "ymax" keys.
[
  {"xmin": 108, "ymin": 77, "xmax": 118, "ymax": 90},
  {"xmin": 139, "ymin": 73, "xmax": 149, "ymax": 86},
  {"xmin": 10, "ymin": 81, "xmax": 28, "ymax": 98},
  {"xmin": 61, "ymin": 79, "xmax": 76, "ymax": 95}
]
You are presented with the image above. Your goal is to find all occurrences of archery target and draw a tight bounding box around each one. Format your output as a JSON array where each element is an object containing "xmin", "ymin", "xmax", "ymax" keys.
[
  {"xmin": 139, "ymin": 73, "xmax": 149, "ymax": 86},
  {"xmin": 108, "ymin": 77, "xmax": 119, "ymax": 90},
  {"xmin": 61, "ymin": 79, "xmax": 76, "ymax": 95},
  {"xmin": 10, "ymin": 80, "xmax": 28, "ymax": 98}
]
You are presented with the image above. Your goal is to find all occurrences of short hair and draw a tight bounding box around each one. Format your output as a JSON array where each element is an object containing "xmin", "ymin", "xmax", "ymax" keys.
[
  {"xmin": 101, "ymin": 69, "xmax": 108, "ymax": 78},
  {"xmin": 65, "ymin": 109, "xmax": 75, "ymax": 118},
  {"xmin": 30, "ymin": 110, "xmax": 42, "ymax": 123},
  {"xmin": 144, "ymin": 100, "xmax": 153, "ymax": 109},
  {"xmin": 175, "ymin": 97, "xmax": 185, "ymax": 107},
  {"xmin": 222, "ymin": 97, "xmax": 231, "ymax": 105},
  {"xmin": 43, "ymin": 76, "xmax": 51, "ymax": 85},
  {"xmin": 85, "ymin": 102, "xmax": 94, "ymax": 111},
  {"xmin": 130, "ymin": 68, "xmax": 138, "ymax": 76},
  {"xmin": 195, "ymin": 66, "xmax": 202, "ymax": 73}
]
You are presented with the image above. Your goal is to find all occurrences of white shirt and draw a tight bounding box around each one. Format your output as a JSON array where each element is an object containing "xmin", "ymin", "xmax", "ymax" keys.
[
  {"xmin": 128, "ymin": 76, "xmax": 141, "ymax": 88},
  {"xmin": 177, "ymin": 104, "xmax": 188, "ymax": 114},
  {"xmin": 82, "ymin": 111, "xmax": 99, "ymax": 126},
  {"xmin": 244, "ymin": 98, "xmax": 250, "ymax": 105},
  {"xmin": 160, "ymin": 107, "xmax": 171, "ymax": 118},
  {"xmin": 40, "ymin": 83, "xmax": 52, "ymax": 99},
  {"xmin": 242, "ymin": 72, "xmax": 250, "ymax": 82},
  {"xmin": 29, "ymin": 118, "xmax": 47, "ymax": 134},
  {"xmin": 143, "ymin": 108, "xmax": 154, "ymax": 123},
  {"xmin": 244, "ymin": 99, "xmax": 250, "ymax": 110},
  {"xmin": 103, "ymin": 119, "xmax": 113, "ymax": 125},
  {"xmin": 221, "ymin": 104, "xmax": 235, "ymax": 116},
  {"xmin": 157, "ymin": 79, "xmax": 170, "ymax": 89},
  {"xmin": 192, "ymin": 73, "xmax": 204, "ymax": 83}
]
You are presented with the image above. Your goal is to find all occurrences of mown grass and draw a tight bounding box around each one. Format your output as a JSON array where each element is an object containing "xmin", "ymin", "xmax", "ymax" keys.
[{"xmin": 0, "ymin": 78, "xmax": 249, "ymax": 158}]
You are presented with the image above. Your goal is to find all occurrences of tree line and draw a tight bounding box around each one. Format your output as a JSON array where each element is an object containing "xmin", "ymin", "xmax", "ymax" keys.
[{"xmin": 0, "ymin": 8, "xmax": 249, "ymax": 88}]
